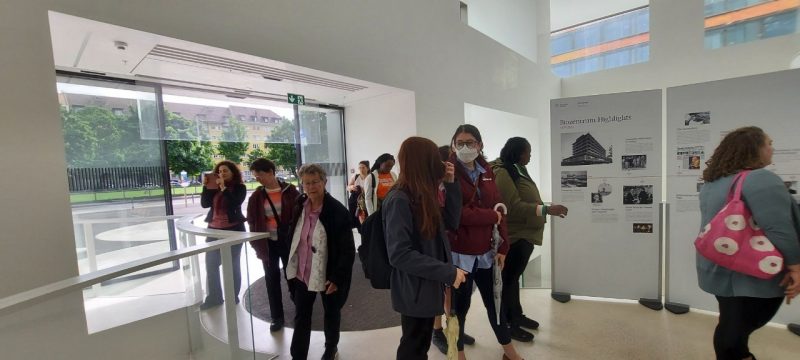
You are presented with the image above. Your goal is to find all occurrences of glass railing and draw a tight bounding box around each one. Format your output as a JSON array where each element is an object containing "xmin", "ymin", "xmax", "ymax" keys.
[{"xmin": 0, "ymin": 214, "xmax": 276, "ymax": 360}]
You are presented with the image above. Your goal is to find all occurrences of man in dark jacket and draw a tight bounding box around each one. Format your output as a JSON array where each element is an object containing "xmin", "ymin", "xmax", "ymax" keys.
[{"xmin": 246, "ymin": 158, "xmax": 300, "ymax": 332}]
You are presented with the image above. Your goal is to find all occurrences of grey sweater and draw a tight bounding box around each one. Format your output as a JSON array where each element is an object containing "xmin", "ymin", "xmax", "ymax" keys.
[
  {"xmin": 383, "ymin": 181, "xmax": 461, "ymax": 318},
  {"xmin": 697, "ymin": 168, "xmax": 800, "ymax": 298}
]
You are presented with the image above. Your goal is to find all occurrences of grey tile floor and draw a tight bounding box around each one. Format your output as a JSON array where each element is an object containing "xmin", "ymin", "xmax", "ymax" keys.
[{"xmin": 201, "ymin": 289, "xmax": 800, "ymax": 359}]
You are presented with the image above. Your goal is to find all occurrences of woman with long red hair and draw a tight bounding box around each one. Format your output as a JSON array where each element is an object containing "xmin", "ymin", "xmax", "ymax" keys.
[{"xmin": 384, "ymin": 136, "xmax": 467, "ymax": 359}]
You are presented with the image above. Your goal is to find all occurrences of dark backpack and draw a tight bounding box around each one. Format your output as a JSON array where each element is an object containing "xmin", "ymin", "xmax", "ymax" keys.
[{"xmin": 357, "ymin": 188, "xmax": 416, "ymax": 289}]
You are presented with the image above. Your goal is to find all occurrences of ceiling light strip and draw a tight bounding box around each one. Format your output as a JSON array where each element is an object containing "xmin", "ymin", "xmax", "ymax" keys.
[{"xmin": 150, "ymin": 45, "xmax": 367, "ymax": 91}]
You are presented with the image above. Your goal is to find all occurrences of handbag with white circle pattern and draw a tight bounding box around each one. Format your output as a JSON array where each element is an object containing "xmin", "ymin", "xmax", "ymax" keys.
[{"xmin": 694, "ymin": 170, "xmax": 784, "ymax": 279}]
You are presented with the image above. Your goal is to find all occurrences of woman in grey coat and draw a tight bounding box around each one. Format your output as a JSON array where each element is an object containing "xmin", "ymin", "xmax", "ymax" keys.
[
  {"xmin": 383, "ymin": 136, "xmax": 467, "ymax": 360},
  {"xmin": 698, "ymin": 126, "xmax": 800, "ymax": 360}
]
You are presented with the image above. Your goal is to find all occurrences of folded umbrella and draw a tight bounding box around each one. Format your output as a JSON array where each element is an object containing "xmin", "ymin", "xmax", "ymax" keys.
[
  {"xmin": 492, "ymin": 203, "xmax": 507, "ymax": 325},
  {"xmin": 444, "ymin": 286, "xmax": 459, "ymax": 360}
]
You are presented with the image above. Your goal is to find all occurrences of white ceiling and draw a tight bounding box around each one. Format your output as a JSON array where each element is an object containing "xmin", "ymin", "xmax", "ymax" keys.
[
  {"xmin": 550, "ymin": 0, "xmax": 649, "ymax": 31},
  {"xmin": 48, "ymin": 12, "xmax": 402, "ymax": 107}
]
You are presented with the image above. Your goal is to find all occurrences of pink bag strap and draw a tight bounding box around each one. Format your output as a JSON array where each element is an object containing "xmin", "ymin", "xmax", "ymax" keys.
[{"xmin": 728, "ymin": 170, "xmax": 750, "ymax": 202}]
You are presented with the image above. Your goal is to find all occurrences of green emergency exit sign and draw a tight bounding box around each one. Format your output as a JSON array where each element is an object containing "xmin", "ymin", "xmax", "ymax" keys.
[{"xmin": 287, "ymin": 93, "xmax": 305, "ymax": 105}]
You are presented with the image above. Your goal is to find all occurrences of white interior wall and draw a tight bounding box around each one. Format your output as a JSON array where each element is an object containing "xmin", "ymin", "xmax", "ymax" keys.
[
  {"xmin": 467, "ymin": 0, "xmax": 539, "ymax": 62},
  {"xmin": 0, "ymin": 0, "xmax": 556, "ymax": 358},
  {"xmin": 344, "ymin": 91, "xmax": 417, "ymax": 174},
  {"xmin": 560, "ymin": 0, "xmax": 800, "ymax": 97}
]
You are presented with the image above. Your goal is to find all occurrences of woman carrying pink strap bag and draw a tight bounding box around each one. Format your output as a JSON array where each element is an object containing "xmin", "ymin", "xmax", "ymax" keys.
[{"xmin": 697, "ymin": 126, "xmax": 800, "ymax": 360}]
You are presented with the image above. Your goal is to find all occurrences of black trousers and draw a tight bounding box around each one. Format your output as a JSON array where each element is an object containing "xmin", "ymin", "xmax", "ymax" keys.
[
  {"xmin": 714, "ymin": 295, "xmax": 783, "ymax": 360},
  {"xmin": 501, "ymin": 240, "xmax": 534, "ymax": 327},
  {"xmin": 397, "ymin": 315, "xmax": 435, "ymax": 360},
  {"xmin": 263, "ymin": 238, "xmax": 289, "ymax": 322},
  {"xmin": 205, "ymin": 223, "xmax": 246, "ymax": 304},
  {"xmin": 290, "ymin": 279, "xmax": 346, "ymax": 360},
  {"xmin": 453, "ymin": 264, "xmax": 511, "ymax": 351}
]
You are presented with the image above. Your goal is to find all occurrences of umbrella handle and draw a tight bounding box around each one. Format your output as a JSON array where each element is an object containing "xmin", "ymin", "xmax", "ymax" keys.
[{"xmin": 494, "ymin": 203, "xmax": 507, "ymax": 215}]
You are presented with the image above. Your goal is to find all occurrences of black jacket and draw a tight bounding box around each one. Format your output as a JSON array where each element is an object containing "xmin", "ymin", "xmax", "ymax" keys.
[
  {"xmin": 201, "ymin": 183, "xmax": 247, "ymax": 226},
  {"xmin": 288, "ymin": 192, "xmax": 356, "ymax": 293},
  {"xmin": 383, "ymin": 181, "xmax": 461, "ymax": 318}
]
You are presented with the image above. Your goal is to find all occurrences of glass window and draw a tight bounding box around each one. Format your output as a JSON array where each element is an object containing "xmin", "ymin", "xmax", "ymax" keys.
[
  {"xmin": 763, "ymin": 11, "xmax": 798, "ymax": 38},
  {"xmin": 724, "ymin": 23, "xmax": 746, "ymax": 46},
  {"xmin": 706, "ymin": 3, "xmax": 798, "ymax": 49},
  {"xmin": 551, "ymin": 34, "xmax": 574, "ymax": 56},
  {"xmin": 551, "ymin": 6, "xmax": 650, "ymax": 77},
  {"xmin": 603, "ymin": 48, "xmax": 631, "ymax": 69}
]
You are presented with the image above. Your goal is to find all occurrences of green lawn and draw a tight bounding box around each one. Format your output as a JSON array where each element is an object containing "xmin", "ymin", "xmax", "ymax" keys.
[{"xmin": 69, "ymin": 182, "xmax": 263, "ymax": 204}]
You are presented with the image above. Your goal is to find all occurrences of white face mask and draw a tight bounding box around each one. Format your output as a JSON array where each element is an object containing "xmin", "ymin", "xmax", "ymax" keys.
[{"xmin": 456, "ymin": 145, "xmax": 479, "ymax": 163}]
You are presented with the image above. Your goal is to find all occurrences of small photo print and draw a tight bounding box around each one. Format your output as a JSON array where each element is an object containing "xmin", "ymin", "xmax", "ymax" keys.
[
  {"xmin": 684, "ymin": 111, "xmax": 711, "ymax": 126},
  {"xmin": 622, "ymin": 154, "xmax": 647, "ymax": 170},
  {"xmin": 598, "ymin": 181, "xmax": 612, "ymax": 196},
  {"xmin": 623, "ymin": 185, "xmax": 654, "ymax": 205},
  {"xmin": 591, "ymin": 193, "xmax": 603, "ymax": 204},
  {"xmin": 689, "ymin": 155, "xmax": 701, "ymax": 170},
  {"xmin": 561, "ymin": 171, "xmax": 588, "ymax": 188},
  {"xmin": 633, "ymin": 223, "xmax": 654, "ymax": 233},
  {"xmin": 560, "ymin": 131, "xmax": 613, "ymax": 166}
]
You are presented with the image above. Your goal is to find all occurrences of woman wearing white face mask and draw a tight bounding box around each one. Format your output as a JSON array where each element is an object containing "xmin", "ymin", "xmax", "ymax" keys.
[{"xmin": 447, "ymin": 124, "xmax": 523, "ymax": 360}]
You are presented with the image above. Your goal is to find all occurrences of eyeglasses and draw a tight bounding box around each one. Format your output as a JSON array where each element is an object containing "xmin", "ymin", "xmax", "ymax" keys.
[
  {"xmin": 302, "ymin": 179, "xmax": 324, "ymax": 187},
  {"xmin": 455, "ymin": 140, "xmax": 478, "ymax": 149}
]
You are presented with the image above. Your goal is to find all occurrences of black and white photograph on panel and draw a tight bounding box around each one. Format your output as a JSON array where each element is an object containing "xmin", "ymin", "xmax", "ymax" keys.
[
  {"xmin": 591, "ymin": 193, "xmax": 603, "ymax": 204},
  {"xmin": 561, "ymin": 171, "xmax": 588, "ymax": 188},
  {"xmin": 598, "ymin": 180, "xmax": 612, "ymax": 196},
  {"xmin": 623, "ymin": 185, "xmax": 654, "ymax": 205},
  {"xmin": 622, "ymin": 154, "xmax": 647, "ymax": 170},
  {"xmin": 684, "ymin": 111, "xmax": 711, "ymax": 126},
  {"xmin": 560, "ymin": 131, "xmax": 614, "ymax": 166},
  {"xmin": 633, "ymin": 223, "xmax": 654, "ymax": 233}
]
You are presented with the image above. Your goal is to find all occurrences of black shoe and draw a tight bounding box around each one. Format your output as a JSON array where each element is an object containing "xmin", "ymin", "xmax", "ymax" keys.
[
  {"xmin": 199, "ymin": 300, "xmax": 223, "ymax": 310},
  {"xmin": 517, "ymin": 315, "xmax": 539, "ymax": 330},
  {"xmin": 510, "ymin": 326, "xmax": 534, "ymax": 342},
  {"xmin": 270, "ymin": 319, "xmax": 284, "ymax": 332},
  {"xmin": 431, "ymin": 328, "xmax": 448, "ymax": 354},
  {"xmin": 462, "ymin": 332, "xmax": 475, "ymax": 345},
  {"xmin": 321, "ymin": 346, "xmax": 338, "ymax": 360}
]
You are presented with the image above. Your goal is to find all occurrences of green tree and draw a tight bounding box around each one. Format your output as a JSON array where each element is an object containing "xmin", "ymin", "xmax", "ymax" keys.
[
  {"xmin": 245, "ymin": 146, "xmax": 268, "ymax": 167},
  {"xmin": 266, "ymin": 118, "xmax": 299, "ymax": 178},
  {"xmin": 217, "ymin": 117, "xmax": 250, "ymax": 164},
  {"xmin": 165, "ymin": 111, "xmax": 214, "ymax": 176},
  {"xmin": 119, "ymin": 104, "xmax": 161, "ymax": 166},
  {"xmin": 61, "ymin": 107, "xmax": 98, "ymax": 167}
]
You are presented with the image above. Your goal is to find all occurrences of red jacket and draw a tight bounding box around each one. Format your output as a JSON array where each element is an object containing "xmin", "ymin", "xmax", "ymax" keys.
[
  {"xmin": 448, "ymin": 154, "xmax": 509, "ymax": 256},
  {"xmin": 246, "ymin": 181, "xmax": 300, "ymax": 261}
]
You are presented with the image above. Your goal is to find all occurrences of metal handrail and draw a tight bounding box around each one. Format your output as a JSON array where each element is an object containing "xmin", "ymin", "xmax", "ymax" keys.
[
  {"xmin": 72, "ymin": 214, "xmax": 184, "ymax": 225},
  {"xmin": 0, "ymin": 214, "xmax": 267, "ymax": 317}
]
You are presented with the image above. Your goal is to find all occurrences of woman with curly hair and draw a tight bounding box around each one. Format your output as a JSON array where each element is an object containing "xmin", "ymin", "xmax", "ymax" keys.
[
  {"xmin": 698, "ymin": 126, "xmax": 800, "ymax": 360},
  {"xmin": 200, "ymin": 160, "xmax": 247, "ymax": 309}
]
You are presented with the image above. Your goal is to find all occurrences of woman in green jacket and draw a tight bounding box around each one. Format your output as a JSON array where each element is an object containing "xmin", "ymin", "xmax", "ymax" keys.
[{"xmin": 491, "ymin": 137, "xmax": 568, "ymax": 342}]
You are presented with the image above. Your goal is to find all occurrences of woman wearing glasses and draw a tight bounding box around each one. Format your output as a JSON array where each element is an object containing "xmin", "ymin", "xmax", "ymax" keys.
[
  {"xmin": 448, "ymin": 124, "xmax": 523, "ymax": 360},
  {"xmin": 285, "ymin": 164, "xmax": 355, "ymax": 360},
  {"xmin": 200, "ymin": 160, "xmax": 247, "ymax": 310}
]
